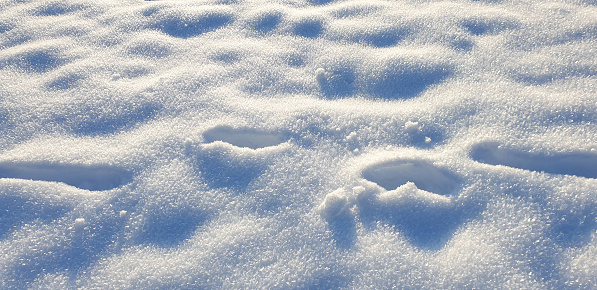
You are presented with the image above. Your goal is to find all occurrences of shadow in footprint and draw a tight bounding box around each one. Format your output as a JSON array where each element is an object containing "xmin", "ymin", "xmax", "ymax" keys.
[
  {"xmin": 203, "ymin": 126, "xmax": 286, "ymax": 149},
  {"xmin": 362, "ymin": 159, "xmax": 459, "ymax": 195},
  {"xmin": 0, "ymin": 163, "xmax": 132, "ymax": 191},
  {"xmin": 470, "ymin": 142, "xmax": 597, "ymax": 179},
  {"xmin": 359, "ymin": 160, "xmax": 468, "ymax": 249}
]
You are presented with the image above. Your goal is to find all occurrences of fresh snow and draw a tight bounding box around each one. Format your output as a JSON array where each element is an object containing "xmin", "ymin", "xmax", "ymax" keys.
[{"xmin": 1, "ymin": 0, "xmax": 597, "ymax": 288}]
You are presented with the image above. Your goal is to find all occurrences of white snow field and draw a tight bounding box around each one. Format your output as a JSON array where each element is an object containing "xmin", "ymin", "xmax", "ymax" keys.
[{"xmin": 1, "ymin": 0, "xmax": 597, "ymax": 288}]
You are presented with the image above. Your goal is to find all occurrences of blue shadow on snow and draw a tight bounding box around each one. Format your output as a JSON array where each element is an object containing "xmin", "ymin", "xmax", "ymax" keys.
[
  {"xmin": 470, "ymin": 142, "xmax": 597, "ymax": 179},
  {"xmin": 0, "ymin": 163, "xmax": 132, "ymax": 191},
  {"xmin": 139, "ymin": 209, "xmax": 206, "ymax": 248},
  {"xmin": 152, "ymin": 12, "xmax": 233, "ymax": 38}
]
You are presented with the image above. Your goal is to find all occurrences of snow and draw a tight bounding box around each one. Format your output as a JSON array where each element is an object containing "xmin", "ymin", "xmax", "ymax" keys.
[{"xmin": 1, "ymin": 0, "xmax": 597, "ymax": 288}]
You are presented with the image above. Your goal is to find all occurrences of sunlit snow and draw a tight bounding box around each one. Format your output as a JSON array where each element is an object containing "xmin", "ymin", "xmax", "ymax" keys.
[{"xmin": 1, "ymin": 0, "xmax": 597, "ymax": 288}]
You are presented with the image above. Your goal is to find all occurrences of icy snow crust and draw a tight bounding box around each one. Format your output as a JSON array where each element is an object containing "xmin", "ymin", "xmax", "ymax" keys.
[{"xmin": 1, "ymin": 0, "xmax": 597, "ymax": 288}]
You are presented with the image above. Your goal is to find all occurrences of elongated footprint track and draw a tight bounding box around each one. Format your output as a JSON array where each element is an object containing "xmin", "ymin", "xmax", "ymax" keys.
[
  {"xmin": 0, "ymin": 162, "xmax": 132, "ymax": 191},
  {"xmin": 202, "ymin": 126, "xmax": 286, "ymax": 149},
  {"xmin": 470, "ymin": 142, "xmax": 597, "ymax": 179}
]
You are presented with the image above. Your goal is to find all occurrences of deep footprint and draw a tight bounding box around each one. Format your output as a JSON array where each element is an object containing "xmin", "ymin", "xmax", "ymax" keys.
[
  {"xmin": 202, "ymin": 126, "xmax": 286, "ymax": 149},
  {"xmin": 470, "ymin": 142, "xmax": 597, "ymax": 179},
  {"xmin": 355, "ymin": 183, "xmax": 470, "ymax": 250},
  {"xmin": 0, "ymin": 163, "xmax": 132, "ymax": 191},
  {"xmin": 358, "ymin": 159, "xmax": 466, "ymax": 249},
  {"xmin": 361, "ymin": 159, "xmax": 459, "ymax": 196}
]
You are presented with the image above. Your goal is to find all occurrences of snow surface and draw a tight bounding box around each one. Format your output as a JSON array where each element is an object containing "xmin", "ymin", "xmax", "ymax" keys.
[{"xmin": 1, "ymin": 0, "xmax": 597, "ymax": 288}]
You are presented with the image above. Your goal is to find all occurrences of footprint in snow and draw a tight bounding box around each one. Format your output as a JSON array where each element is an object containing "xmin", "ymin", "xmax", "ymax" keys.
[
  {"xmin": 0, "ymin": 162, "xmax": 132, "ymax": 191},
  {"xmin": 202, "ymin": 125, "xmax": 286, "ymax": 149},
  {"xmin": 470, "ymin": 142, "xmax": 597, "ymax": 179},
  {"xmin": 195, "ymin": 126, "xmax": 287, "ymax": 190},
  {"xmin": 320, "ymin": 159, "xmax": 473, "ymax": 250},
  {"xmin": 361, "ymin": 159, "xmax": 459, "ymax": 195},
  {"xmin": 471, "ymin": 141, "xmax": 597, "ymax": 248}
]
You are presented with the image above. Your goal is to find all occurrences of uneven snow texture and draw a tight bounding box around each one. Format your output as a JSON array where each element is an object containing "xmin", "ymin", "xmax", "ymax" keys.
[{"xmin": 1, "ymin": 0, "xmax": 597, "ymax": 288}]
